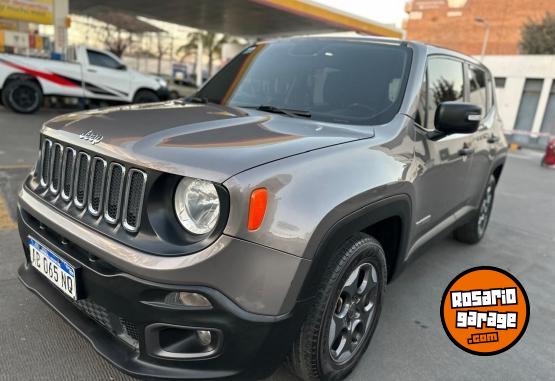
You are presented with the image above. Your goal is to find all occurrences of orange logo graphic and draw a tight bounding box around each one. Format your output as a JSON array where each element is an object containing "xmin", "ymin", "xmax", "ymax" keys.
[{"xmin": 441, "ymin": 266, "xmax": 529, "ymax": 355}]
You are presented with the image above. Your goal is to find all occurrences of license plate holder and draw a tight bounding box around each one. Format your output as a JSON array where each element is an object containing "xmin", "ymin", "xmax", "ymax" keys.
[{"xmin": 28, "ymin": 237, "xmax": 80, "ymax": 300}]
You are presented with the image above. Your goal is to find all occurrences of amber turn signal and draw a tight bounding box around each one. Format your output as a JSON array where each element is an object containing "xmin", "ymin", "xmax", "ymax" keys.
[{"xmin": 248, "ymin": 188, "xmax": 268, "ymax": 231}]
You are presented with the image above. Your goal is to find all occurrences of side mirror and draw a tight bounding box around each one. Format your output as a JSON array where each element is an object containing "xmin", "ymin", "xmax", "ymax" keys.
[
  {"xmin": 117, "ymin": 63, "xmax": 127, "ymax": 71},
  {"xmin": 434, "ymin": 101, "xmax": 481, "ymax": 136}
]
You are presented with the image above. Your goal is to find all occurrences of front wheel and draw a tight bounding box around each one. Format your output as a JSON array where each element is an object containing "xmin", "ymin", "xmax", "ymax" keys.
[
  {"xmin": 287, "ymin": 233, "xmax": 386, "ymax": 381},
  {"xmin": 1, "ymin": 79, "xmax": 43, "ymax": 113},
  {"xmin": 454, "ymin": 175, "xmax": 496, "ymax": 244},
  {"xmin": 132, "ymin": 89, "xmax": 160, "ymax": 104}
]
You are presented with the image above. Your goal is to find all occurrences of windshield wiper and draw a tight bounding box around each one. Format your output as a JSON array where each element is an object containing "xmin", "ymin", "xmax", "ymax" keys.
[
  {"xmin": 250, "ymin": 105, "xmax": 311, "ymax": 119},
  {"xmin": 174, "ymin": 95, "xmax": 210, "ymax": 105},
  {"xmin": 186, "ymin": 95, "xmax": 210, "ymax": 103}
]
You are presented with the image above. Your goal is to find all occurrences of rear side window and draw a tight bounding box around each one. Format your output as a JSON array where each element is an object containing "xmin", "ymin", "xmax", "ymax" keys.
[
  {"xmin": 486, "ymin": 72, "xmax": 494, "ymax": 111},
  {"xmin": 426, "ymin": 57, "xmax": 464, "ymax": 130},
  {"xmin": 469, "ymin": 65, "xmax": 488, "ymax": 116}
]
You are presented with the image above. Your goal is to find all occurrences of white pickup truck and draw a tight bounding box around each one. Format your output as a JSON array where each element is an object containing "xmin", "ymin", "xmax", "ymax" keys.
[{"xmin": 0, "ymin": 45, "xmax": 169, "ymax": 113}]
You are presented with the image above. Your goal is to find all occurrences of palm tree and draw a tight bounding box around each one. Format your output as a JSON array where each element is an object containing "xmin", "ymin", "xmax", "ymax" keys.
[{"xmin": 177, "ymin": 31, "xmax": 231, "ymax": 77}]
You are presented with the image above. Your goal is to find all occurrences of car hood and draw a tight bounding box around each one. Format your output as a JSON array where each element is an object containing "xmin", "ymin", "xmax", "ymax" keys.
[{"xmin": 42, "ymin": 102, "xmax": 374, "ymax": 183}]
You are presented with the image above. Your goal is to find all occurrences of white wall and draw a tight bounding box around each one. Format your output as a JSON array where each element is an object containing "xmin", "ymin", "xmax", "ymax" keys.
[
  {"xmin": 481, "ymin": 55, "xmax": 555, "ymax": 135},
  {"xmin": 122, "ymin": 55, "xmax": 194, "ymax": 76}
]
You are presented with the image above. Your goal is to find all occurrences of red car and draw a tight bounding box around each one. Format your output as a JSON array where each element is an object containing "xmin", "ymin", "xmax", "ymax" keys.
[{"xmin": 542, "ymin": 139, "xmax": 555, "ymax": 167}]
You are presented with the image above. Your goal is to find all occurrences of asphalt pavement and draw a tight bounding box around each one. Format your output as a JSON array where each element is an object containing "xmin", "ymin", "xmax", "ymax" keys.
[{"xmin": 0, "ymin": 106, "xmax": 554, "ymax": 380}]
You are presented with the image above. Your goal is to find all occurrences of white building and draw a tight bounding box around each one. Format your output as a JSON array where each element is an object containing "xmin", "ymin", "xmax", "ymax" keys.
[{"xmin": 482, "ymin": 55, "xmax": 555, "ymax": 148}]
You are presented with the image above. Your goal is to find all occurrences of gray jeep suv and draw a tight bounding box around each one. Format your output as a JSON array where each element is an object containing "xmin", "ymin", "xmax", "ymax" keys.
[{"xmin": 17, "ymin": 37, "xmax": 507, "ymax": 380}]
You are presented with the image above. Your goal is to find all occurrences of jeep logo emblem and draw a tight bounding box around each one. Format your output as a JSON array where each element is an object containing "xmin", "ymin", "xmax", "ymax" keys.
[{"xmin": 79, "ymin": 130, "xmax": 103, "ymax": 145}]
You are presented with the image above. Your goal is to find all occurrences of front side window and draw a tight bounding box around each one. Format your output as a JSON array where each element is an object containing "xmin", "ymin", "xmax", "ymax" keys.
[
  {"xmin": 426, "ymin": 57, "xmax": 464, "ymax": 130},
  {"xmin": 197, "ymin": 40, "xmax": 412, "ymax": 125},
  {"xmin": 469, "ymin": 65, "xmax": 488, "ymax": 116},
  {"xmin": 87, "ymin": 50, "xmax": 122, "ymax": 70}
]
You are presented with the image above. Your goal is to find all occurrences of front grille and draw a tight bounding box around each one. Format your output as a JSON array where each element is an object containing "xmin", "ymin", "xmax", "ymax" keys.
[
  {"xmin": 104, "ymin": 163, "xmax": 125, "ymax": 223},
  {"xmin": 61, "ymin": 148, "xmax": 76, "ymax": 201},
  {"xmin": 38, "ymin": 138, "xmax": 147, "ymax": 233},
  {"xmin": 88, "ymin": 157, "xmax": 107, "ymax": 216},
  {"xmin": 40, "ymin": 139, "xmax": 52, "ymax": 186},
  {"xmin": 74, "ymin": 152, "xmax": 90, "ymax": 208},
  {"xmin": 122, "ymin": 169, "xmax": 147, "ymax": 232},
  {"xmin": 74, "ymin": 299, "xmax": 139, "ymax": 349},
  {"xmin": 121, "ymin": 318, "xmax": 140, "ymax": 342},
  {"xmin": 49, "ymin": 144, "xmax": 63, "ymax": 194},
  {"xmin": 74, "ymin": 299, "xmax": 111, "ymax": 328}
]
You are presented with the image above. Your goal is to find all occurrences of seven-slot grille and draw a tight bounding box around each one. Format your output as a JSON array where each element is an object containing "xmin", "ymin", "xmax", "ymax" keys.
[{"xmin": 38, "ymin": 138, "xmax": 147, "ymax": 233}]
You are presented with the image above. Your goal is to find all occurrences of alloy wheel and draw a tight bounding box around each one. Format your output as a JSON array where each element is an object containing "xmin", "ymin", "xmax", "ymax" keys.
[
  {"xmin": 10, "ymin": 85, "xmax": 39, "ymax": 111},
  {"xmin": 477, "ymin": 182, "xmax": 493, "ymax": 236},
  {"xmin": 328, "ymin": 262, "xmax": 378, "ymax": 364}
]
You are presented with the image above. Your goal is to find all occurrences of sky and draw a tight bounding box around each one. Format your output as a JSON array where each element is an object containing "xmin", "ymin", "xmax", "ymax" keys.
[{"xmin": 314, "ymin": 0, "xmax": 407, "ymax": 28}]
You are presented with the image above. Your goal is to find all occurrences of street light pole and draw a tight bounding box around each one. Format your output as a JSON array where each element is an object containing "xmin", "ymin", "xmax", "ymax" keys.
[{"xmin": 475, "ymin": 17, "xmax": 491, "ymax": 61}]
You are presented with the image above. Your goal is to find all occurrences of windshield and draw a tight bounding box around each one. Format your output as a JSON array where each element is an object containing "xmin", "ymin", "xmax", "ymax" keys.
[{"xmin": 196, "ymin": 39, "xmax": 412, "ymax": 125}]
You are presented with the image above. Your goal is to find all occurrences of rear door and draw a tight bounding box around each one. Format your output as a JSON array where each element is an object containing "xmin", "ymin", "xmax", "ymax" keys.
[
  {"xmin": 465, "ymin": 64, "xmax": 498, "ymax": 204},
  {"xmin": 413, "ymin": 56, "xmax": 474, "ymax": 236},
  {"xmin": 82, "ymin": 49, "xmax": 130, "ymax": 101}
]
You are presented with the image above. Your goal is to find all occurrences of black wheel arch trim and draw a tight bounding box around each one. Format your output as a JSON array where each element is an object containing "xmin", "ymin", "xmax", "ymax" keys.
[
  {"xmin": 298, "ymin": 194, "xmax": 412, "ymax": 302},
  {"xmin": 2, "ymin": 72, "xmax": 44, "ymax": 91}
]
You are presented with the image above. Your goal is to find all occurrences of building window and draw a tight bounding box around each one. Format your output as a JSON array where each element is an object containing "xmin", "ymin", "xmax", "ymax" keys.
[
  {"xmin": 539, "ymin": 81, "xmax": 555, "ymax": 143},
  {"xmin": 513, "ymin": 79, "xmax": 544, "ymax": 143},
  {"xmin": 494, "ymin": 77, "xmax": 506, "ymax": 88}
]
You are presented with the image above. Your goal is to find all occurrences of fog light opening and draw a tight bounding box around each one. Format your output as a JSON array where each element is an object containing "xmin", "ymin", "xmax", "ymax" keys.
[
  {"xmin": 148, "ymin": 325, "xmax": 222, "ymax": 359},
  {"xmin": 164, "ymin": 292, "xmax": 212, "ymax": 308}
]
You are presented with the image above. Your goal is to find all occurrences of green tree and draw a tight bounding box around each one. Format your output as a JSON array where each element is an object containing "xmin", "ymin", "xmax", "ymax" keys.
[
  {"xmin": 177, "ymin": 32, "xmax": 230, "ymax": 76},
  {"xmin": 519, "ymin": 13, "xmax": 555, "ymax": 54}
]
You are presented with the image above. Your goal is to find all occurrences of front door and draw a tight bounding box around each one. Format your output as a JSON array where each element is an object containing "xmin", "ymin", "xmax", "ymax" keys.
[
  {"xmin": 83, "ymin": 49, "xmax": 130, "ymax": 102},
  {"xmin": 413, "ymin": 56, "xmax": 474, "ymax": 238}
]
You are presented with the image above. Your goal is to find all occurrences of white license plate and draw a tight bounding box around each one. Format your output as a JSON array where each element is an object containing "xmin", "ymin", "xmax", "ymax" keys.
[{"xmin": 29, "ymin": 238, "xmax": 78, "ymax": 300}]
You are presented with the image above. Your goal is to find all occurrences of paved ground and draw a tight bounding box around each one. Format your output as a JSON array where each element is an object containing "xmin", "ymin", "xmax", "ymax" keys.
[{"xmin": 0, "ymin": 106, "xmax": 554, "ymax": 380}]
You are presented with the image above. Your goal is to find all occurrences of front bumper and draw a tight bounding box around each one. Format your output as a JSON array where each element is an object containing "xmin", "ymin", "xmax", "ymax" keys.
[{"xmin": 17, "ymin": 187, "xmax": 311, "ymax": 380}]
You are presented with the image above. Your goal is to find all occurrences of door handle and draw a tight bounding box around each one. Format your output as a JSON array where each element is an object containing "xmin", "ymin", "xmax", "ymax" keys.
[
  {"xmin": 459, "ymin": 147, "xmax": 475, "ymax": 156},
  {"xmin": 87, "ymin": 68, "xmax": 97, "ymax": 73},
  {"xmin": 487, "ymin": 135, "xmax": 499, "ymax": 144}
]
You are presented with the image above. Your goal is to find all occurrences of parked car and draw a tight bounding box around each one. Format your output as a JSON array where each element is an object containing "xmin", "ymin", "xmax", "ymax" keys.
[
  {"xmin": 17, "ymin": 37, "xmax": 507, "ymax": 380},
  {"xmin": 0, "ymin": 45, "xmax": 169, "ymax": 113},
  {"xmin": 158, "ymin": 74, "xmax": 197, "ymax": 99},
  {"xmin": 542, "ymin": 138, "xmax": 555, "ymax": 167}
]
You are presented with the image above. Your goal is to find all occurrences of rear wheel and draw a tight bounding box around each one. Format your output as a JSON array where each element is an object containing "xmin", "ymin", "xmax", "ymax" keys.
[
  {"xmin": 132, "ymin": 89, "xmax": 159, "ymax": 104},
  {"xmin": 287, "ymin": 233, "xmax": 386, "ymax": 381},
  {"xmin": 454, "ymin": 175, "xmax": 496, "ymax": 244},
  {"xmin": 1, "ymin": 79, "xmax": 43, "ymax": 113}
]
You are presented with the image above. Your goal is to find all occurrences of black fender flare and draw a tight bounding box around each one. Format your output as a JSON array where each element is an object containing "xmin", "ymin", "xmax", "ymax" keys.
[
  {"xmin": 297, "ymin": 194, "xmax": 412, "ymax": 301},
  {"xmin": 2, "ymin": 72, "xmax": 43, "ymax": 91}
]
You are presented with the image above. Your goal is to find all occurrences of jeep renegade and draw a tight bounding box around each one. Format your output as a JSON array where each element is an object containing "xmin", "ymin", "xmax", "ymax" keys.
[{"xmin": 17, "ymin": 37, "xmax": 507, "ymax": 380}]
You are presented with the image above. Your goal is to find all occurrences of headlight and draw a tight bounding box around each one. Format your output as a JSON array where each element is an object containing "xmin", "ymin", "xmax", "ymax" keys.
[
  {"xmin": 174, "ymin": 178, "xmax": 220, "ymax": 235},
  {"xmin": 156, "ymin": 78, "xmax": 168, "ymax": 87}
]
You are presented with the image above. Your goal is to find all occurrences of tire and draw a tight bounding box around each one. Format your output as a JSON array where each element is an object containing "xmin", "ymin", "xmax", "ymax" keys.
[
  {"xmin": 454, "ymin": 174, "xmax": 496, "ymax": 244},
  {"xmin": 287, "ymin": 233, "xmax": 387, "ymax": 381},
  {"xmin": 1, "ymin": 79, "xmax": 43, "ymax": 113},
  {"xmin": 132, "ymin": 89, "xmax": 159, "ymax": 104}
]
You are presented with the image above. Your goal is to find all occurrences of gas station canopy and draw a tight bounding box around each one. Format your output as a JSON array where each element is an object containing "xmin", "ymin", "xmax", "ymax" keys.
[{"xmin": 70, "ymin": 0, "xmax": 402, "ymax": 38}]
